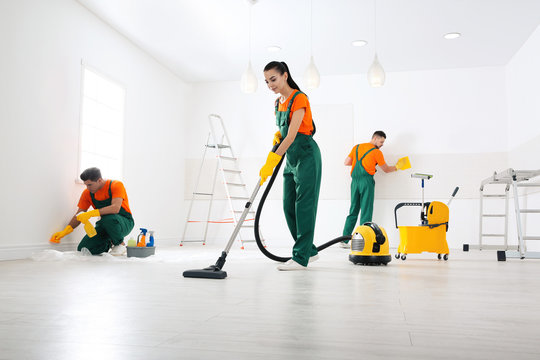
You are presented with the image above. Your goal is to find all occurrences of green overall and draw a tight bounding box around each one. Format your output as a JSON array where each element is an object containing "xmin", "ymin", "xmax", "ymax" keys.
[
  {"xmin": 342, "ymin": 146, "xmax": 376, "ymax": 239},
  {"xmin": 77, "ymin": 181, "xmax": 135, "ymax": 255},
  {"xmin": 276, "ymin": 91, "xmax": 322, "ymax": 266}
]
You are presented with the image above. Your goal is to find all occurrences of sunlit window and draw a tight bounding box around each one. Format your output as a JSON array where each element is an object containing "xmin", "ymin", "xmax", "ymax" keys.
[{"xmin": 78, "ymin": 65, "xmax": 125, "ymax": 181}]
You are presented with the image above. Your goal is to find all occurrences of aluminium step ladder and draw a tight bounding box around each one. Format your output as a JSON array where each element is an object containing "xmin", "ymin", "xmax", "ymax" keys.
[
  {"xmin": 464, "ymin": 169, "xmax": 540, "ymax": 261},
  {"xmin": 181, "ymin": 114, "xmax": 265, "ymax": 249}
]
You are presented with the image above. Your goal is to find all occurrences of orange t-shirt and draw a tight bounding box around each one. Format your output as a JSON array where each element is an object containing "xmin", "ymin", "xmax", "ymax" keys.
[
  {"xmin": 78, "ymin": 180, "xmax": 132, "ymax": 214},
  {"xmin": 277, "ymin": 90, "xmax": 314, "ymax": 135},
  {"xmin": 348, "ymin": 143, "xmax": 386, "ymax": 176}
]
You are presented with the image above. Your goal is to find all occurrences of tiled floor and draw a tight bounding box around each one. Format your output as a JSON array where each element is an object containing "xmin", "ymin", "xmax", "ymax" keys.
[{"xmin": 1, "ymin": 244, "xmax": 539, "ymax": 359}]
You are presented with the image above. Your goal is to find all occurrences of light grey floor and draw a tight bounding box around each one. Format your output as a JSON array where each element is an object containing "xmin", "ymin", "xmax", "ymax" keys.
[{"xmin": 1, "ymin": 244, "xmax": 539, "ymax": 360}]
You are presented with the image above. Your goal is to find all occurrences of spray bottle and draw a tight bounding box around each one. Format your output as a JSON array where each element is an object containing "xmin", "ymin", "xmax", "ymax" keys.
[
  {"xmin": 147, "ymin": 230, "xmax": 155, "ymax": 247},
  {"xmin": 137, "ymin": 228, "xmax": 148, "ymax": 247}
]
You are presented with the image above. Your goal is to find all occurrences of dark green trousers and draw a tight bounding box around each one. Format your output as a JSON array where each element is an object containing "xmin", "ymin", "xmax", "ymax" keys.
[
  {"xmin": 342, "ymin": 172, "xmax": 375, "ymax": 237},
  {"xmin": 283, "ymin": 135, "xmax": 322, "ymax": 266},
  {"xmin": 77, "ymin": 214, "xmax": 134, "ymax": 255}
]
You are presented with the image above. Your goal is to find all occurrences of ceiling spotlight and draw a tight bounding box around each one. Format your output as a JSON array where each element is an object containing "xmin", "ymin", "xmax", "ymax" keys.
[
  {"xmin": 267, "ymin": 45, "xmax": 282, "ymax": 52},
  {"xmin": 444, "ymin": 32, "xmax": 461, "ymax": 40},
  {"xmin": 351, "ymin": 40, "xmax": 368, "ymax": 47}
]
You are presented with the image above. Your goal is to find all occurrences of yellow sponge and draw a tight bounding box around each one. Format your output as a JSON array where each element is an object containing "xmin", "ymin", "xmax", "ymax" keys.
[{"xmin": 397, "ymin": 156, "xmax": 411, "ymax": 170}]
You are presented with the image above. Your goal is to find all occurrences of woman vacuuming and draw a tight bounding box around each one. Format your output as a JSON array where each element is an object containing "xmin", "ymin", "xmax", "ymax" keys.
[{"xmin": 259, "ymin": 61, "xmax": 322, "ymax": 271}]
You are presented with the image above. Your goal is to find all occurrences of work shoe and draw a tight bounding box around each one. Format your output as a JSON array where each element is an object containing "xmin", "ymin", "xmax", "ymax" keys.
[
  {"xmin": 110, "ymin": 244, "xmax": 127, "ymax": 256},
  {"xmin": 339, "ymin": 241, "xmax": 350, "ymax": 249},
  {"xmin": 309, "ymin": 254, "xmax": 319, "ymax": 263},
  {"xmin": 277, "ymin": 259, "xmax": 306, "ymax": 271}
]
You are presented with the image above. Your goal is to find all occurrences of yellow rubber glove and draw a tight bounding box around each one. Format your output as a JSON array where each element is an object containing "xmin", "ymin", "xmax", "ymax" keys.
[
  {"xmin": 272, "ymin": 131, "xmax": 283, "ymax": 146},
  {"xmin": 49, "ymin": 225, "xmax": 73, "ymax": 244},
  {"xmin": 396, "ymin": 156, "xmax": 411, "ymax": 170},
  {"xmin": 76, "ymin": 209, "xmax": 100, "ymax": 223},
  {"xmin": 259, "ymin": 152, "xmax": 282, "ymax": 185}
]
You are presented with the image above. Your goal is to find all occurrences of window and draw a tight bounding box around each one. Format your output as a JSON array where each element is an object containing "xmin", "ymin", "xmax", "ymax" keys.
[{"xmin": 78, "ymin": 65, "xmax": 126, "ymax": 181}]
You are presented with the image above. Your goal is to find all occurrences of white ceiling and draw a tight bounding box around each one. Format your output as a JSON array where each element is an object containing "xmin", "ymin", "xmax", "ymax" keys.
[{"xmin": 78, "ymin": 0, "xmax": 540, "ymax": 83}]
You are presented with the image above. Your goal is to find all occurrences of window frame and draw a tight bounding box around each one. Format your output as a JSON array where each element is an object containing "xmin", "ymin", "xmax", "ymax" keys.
[{"xmin": 77, "ymin": 61, "xmax": 127, "ymax": 184}]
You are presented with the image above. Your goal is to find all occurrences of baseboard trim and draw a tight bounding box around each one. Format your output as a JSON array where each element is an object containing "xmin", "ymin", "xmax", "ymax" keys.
[
  {"xmin": 0, "ymin": 238, "xmax": 183, "ymax": 261},
  {"xmin": 0, "ymin": 243, "xmax": 77, "ymax": 261}
]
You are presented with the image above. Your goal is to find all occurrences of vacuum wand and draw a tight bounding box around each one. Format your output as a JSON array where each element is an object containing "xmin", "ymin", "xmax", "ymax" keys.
[{"xmin": 182, "ymin": 144, "xmax": 281, "ymax": 279}]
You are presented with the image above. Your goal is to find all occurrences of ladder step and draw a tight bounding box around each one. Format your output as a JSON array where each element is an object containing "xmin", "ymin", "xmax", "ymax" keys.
[
  {"xmin": 206, "ymin": 144, "xmax": 230, "ymax": 149},
  {"xmin": 193, "ymin": 192, "xmax": 213, "ymax": 196},
  {"xmin": 225, "ymin": 182, "xmax": 246, "ymax": 187},
  {"xmin": 523, "ymin": 236, "xmax": 540, "ymax": 240},
  {"xmin": 181, "ymin": 239, "xmax": 206, "ymax": 243},
  {"xmin": 481, "ymin": 234, "xmax": 505, "ymax": 237},
  {"xmin": 482, "ymin": 214, "xmax": 506, "ymax": 217},
  {"xmin": 519, "ymin": 209, "xmax": 540, "ymax": 213},
  {"xmin": 233, "ymin": 210, "xmax": 255, "ymax": 214},
  {"xmin": 222, "ymin": 169, "xmax": 241, "ymax": 174},
  {"xmin": 481, "ymin": 195, "xmax": 507, "ymax": 198},
  {"xmin": 229, "ymin": 196, "xmax": 249, "ymax": 200},
  {"xmin": 219, "ymin": 156, "xmax": 237, "ymax": 161},
  {"xmin": 241, "ymin": 224, "xmax": 254, "ymax": 228}
]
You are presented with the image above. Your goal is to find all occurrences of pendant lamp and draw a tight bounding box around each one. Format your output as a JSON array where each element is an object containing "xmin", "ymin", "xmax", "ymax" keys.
[
  {"xmin": 241, "ymin": 1, "xmax": 258, "ymax": 93},
  {"xmin": 241, "ymin": 61, "xmax": 258, "ymax": 93},
  {"xmin": 304, "ymin": 0, "xmax": 320, "ymax": 89},
  {"xmin": 368, "ymin": 0, "xmax": 385, "ymax": 87},
  {"xmin": 368, "ymin": 54, "xmax": 385, "ymax": 87}
]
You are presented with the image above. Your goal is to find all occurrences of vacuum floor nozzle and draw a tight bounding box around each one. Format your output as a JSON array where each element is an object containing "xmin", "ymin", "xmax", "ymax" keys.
[{"xmin": 183, "ymin": 265, "xmax": 227, "ymax": 279}]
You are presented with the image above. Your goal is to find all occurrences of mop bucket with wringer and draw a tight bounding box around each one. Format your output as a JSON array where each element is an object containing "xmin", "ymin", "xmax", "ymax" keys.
[{"xmin": 394, "ymin": 173, "xmax": 458, "ymax": 260}]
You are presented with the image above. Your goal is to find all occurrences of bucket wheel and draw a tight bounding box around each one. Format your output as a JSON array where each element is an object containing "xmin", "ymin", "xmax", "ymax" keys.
[
  {"xmin": 395, "ymin": 253, "xmax": 400, "ymax": 259},
  {"xmin": 400, "ymin": 254, "xmax": 406, "ymax": 260}
]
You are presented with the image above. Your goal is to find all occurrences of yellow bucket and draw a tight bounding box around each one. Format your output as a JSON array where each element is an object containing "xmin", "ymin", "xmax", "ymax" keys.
[{"xmin": 397, "ymin": 225, "xmax": 449, "ymax": 255}]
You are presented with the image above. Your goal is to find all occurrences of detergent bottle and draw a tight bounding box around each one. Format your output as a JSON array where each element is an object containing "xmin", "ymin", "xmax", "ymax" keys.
[
  {"xmin": 137, "ymin": 228, "xmax": 148, "ymax": 247},
  {"xmin": 147, "ymin": 230, "xmax": 155, "ymax": 247}
]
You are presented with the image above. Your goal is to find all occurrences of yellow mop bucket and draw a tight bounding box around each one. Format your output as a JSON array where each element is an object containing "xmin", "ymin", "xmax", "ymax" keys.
[
  {"xmin": 393, "ymin": 178, "xmax": 459, "ymax": 261},
  {"xmin": 395, "ymin": 201, "xmax": 450, "ymax": 260}
]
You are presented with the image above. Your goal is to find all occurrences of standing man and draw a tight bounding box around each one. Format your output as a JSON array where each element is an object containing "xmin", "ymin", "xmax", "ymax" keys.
[
  {"xmin": 50, "ymin": 167, "xmax": 134, "ymax": 255},
  {"xmin": 341, "ymin": 131, "xmax": 407, "ymax": 246}
]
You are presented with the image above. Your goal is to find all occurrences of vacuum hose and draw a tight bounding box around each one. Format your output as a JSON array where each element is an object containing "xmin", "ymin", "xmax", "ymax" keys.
[{"xmin": 254, "ymin": 154, "xmax": 351, "ymax": 262}]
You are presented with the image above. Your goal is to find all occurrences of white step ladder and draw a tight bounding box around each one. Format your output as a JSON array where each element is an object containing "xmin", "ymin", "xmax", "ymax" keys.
[
  {"xmin": 181, "ymin": 114, "xmax": 265, "ymax": 249},
  {"xmin": 464, "ymin": 169, "xmax": 540, "ymax": 261}
]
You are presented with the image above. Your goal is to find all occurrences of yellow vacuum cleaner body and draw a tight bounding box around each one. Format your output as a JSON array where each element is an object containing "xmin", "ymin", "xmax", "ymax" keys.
[{"xmin": 349, "ymin": 222, "xmax": 391, "ymax": 266}]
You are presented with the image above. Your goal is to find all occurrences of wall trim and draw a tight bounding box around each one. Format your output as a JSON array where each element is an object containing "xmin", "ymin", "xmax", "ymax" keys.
[{"xmin": 0, "ymin": 243, "xmax": 77, "ymax": 261}]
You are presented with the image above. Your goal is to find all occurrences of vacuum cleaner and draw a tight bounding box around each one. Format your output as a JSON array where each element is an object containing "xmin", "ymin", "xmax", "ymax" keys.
[
  {"xmin": 349, "ymin": 222, "xmax": 391, "ymax": 265},
  {"xmin": 182, "ymin": 145, "xmax": 387, "ymax": 279}
]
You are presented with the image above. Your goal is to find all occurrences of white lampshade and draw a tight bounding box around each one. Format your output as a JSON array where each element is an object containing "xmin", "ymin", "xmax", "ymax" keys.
[
  {"xmin": 240, "ymin": 61, "xmax": 258, "ymax": 93},
  {"xmin": 304, "ymin": 56, "xmax": 320, "ymax": 89},
  {"xmin": 368, "ymin": 54, "xmax": 385, "ymax": 87}
]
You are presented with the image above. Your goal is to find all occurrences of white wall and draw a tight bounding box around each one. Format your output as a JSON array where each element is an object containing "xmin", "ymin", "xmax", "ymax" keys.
[
  {"xmin": 0, "ymin": 0, "xmax": 189, "ymax": 260},
  {"xmin": 505, "ymin": 24, "xmax": 540, "ymax": 251},
  {"xmin": 184, "ymin": 66, "xmax": 510, "ymax": 251}
]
